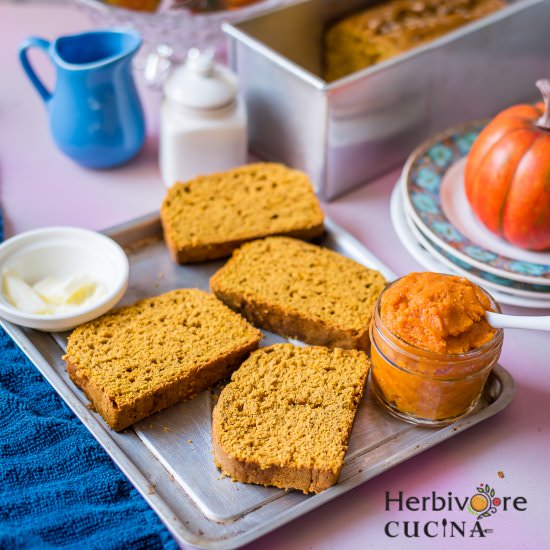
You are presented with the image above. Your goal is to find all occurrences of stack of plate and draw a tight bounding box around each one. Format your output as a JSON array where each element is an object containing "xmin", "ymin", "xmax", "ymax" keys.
[{"xmin": 391, "ymin": 121, "xmax": 550, "ymax": 309}]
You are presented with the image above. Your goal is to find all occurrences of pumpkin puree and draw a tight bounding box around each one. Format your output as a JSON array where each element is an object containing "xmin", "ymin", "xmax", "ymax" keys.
[
  {"xmin": 370, "ymin": 273, "xmax": 502, "ymax": 425},
  {"xmin": 380, "ymin": 272, "xmax": 496, "ymax": 354}
]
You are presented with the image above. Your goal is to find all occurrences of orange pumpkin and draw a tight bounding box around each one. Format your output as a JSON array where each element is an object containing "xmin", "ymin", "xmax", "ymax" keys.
[{"xmin": 464, "ymin": 80, "xmax": 550, "ymax": 251}]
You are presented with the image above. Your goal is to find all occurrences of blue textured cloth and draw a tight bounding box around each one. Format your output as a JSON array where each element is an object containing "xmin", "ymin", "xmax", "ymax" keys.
[{"xmin": 0, "ymin": 218, "xmax": 178, "ymax": 549}]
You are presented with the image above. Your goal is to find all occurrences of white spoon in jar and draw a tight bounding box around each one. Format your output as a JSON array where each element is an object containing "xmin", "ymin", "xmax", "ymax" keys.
[{"xmin": 485, "ymin": 311, "xmax": 550, "ymax": 331}]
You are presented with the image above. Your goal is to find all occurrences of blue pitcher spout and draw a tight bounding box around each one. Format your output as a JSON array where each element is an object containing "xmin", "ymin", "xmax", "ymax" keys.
[{"xmin": 53, "ymin": 29, "xmax": 142, "ymax": 70}]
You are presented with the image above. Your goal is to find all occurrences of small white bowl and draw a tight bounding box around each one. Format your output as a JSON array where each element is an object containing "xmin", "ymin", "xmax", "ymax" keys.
[{"xmin": 0, "ymin": 227, "xmax": 129, "ymax": 331}]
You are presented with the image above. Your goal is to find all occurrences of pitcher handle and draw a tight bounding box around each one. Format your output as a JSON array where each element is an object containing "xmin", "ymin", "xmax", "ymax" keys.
[{"xmin": 19, "ymin": 37, "xmax": 52, "ymax": 103}]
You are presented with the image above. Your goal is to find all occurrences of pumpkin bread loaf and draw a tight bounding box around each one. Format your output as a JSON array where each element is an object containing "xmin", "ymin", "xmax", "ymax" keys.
[
  {"xmin": 65, "ymin": 289, "xmax": 261, "ymax": 431},
  {"xmin": 160, "ymin": 163, "xmax": 324, "ymax": 264},
  {"xmin": 324, "ymin": 0, "xmax": 504, "ymax": 81},
  {"xmin": 210, "ymin": 237, "xmax": 386, "ymax": 350},
  {"xmin": 212, "ymin": 343, "xmax": 370, "ymax": 493}
]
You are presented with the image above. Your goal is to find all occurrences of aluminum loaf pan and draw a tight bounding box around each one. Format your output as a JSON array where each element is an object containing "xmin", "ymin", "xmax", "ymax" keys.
[{"xmin": 224, "ymin": 0, "xmax": 550, "ymax": 200}]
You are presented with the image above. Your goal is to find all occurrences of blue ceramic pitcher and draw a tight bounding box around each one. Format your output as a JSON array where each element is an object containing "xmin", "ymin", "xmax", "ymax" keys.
[{"xmin": 19, "ymin": 29, "xmax": 145, "ymax": 168}]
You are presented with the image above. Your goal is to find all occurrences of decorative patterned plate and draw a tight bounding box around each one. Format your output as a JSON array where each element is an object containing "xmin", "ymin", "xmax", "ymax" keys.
[
  {"xmin": 402, "ymin": 121, "xmax": 550, "ymax": 286},
  {"xmin": 406, "ymin": 206, "xmax": 550, "ymax": 300},
  {"xmin": 398, "ymin": 171, "xmax": 550, "ymax": 298},
  {"xmin": 390, "ymin": 182, "xmax": 550, "ymax": 309}
]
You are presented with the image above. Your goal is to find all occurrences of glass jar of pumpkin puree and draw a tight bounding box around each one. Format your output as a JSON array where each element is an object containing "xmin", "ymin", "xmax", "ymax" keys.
[{"xmin": 369, "ymin": 272, "xmax": 503, "ymax": 427}]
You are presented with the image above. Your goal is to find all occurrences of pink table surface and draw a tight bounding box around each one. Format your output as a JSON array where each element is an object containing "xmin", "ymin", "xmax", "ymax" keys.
[{"xmin": 2, "ymin": 2, "xmax": 550, "ymax": 550}]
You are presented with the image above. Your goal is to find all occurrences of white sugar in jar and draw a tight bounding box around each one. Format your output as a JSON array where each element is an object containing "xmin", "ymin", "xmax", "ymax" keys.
[{"xmin": 159, "ymin": 49, "xmax": 247, "ymax": 188}]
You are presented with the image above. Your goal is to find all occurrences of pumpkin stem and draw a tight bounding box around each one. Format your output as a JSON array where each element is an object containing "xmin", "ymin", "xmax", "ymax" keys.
[{"xmin": 536, "ymin": 79, "xmax": 550, "ymax": 130}]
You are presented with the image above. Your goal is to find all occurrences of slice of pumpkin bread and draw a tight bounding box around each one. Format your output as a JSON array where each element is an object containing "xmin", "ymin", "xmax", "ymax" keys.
[
  {"xmin": 212, "ymin": 343, "xmax": 370, "ymax": 493},
  {"xmin": 160, "ymin": 163, "xmax": 324, "ymax": 264},
  {"xmin": 210, "ymin": 237, "xmax": 387, "ymax": 350},
  {"xmin": 64, "ymin": 289, "xmax": 261, "ymax": 431}
]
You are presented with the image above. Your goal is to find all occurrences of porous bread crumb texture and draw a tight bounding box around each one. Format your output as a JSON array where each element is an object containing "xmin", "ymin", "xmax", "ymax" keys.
[
  {"xmin": 160, "ymin": 163, "xmax": 324, "ymax": 263},
  {"xmin": 65, "ymin": 289, "xmax": 261, "ymax": 431},
  {"xmin": 212, "ymin": 343, "xmax": 370, "ymax": 493},
  {"xmin": 324, "ymin": 0, "xmax": 504, "ymax": 81},
  {"xmin": 210, "ymin": 237, "xmax": 387, "ymax": 350}
]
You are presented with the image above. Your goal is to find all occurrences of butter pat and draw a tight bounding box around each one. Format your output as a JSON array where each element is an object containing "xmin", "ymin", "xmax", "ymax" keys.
[
  {"xmin": 2, "ymin": 271, "xmax": 106, "ymax": 316},
  {"xmin": 34, "ymin": 274, "xmax": 98, "ymax": 306},
  {"xmin": 3, "ymin": 272, "xmax": 51, "ymax": 314}
]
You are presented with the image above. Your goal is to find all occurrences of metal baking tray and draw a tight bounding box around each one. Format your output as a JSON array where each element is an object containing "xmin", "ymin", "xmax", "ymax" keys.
[
  {"xmin": 1, "ymin": 213, "xmax": 514, "ymax": 549},
  {"xmin": 224, "ymin": 0, "xmax": 550, "ymax": 200}
]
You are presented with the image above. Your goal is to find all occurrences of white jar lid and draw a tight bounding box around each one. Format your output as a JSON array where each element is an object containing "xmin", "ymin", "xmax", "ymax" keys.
[{"xmin": 164, "ymin": 48, "xmax": 239, "ymax": 109}]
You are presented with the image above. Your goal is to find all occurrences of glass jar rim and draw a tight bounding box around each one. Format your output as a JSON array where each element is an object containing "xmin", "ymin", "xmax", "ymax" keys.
[{"xmin": 374, "ymin": 274, "xmax": 504, "ymax": 361}]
